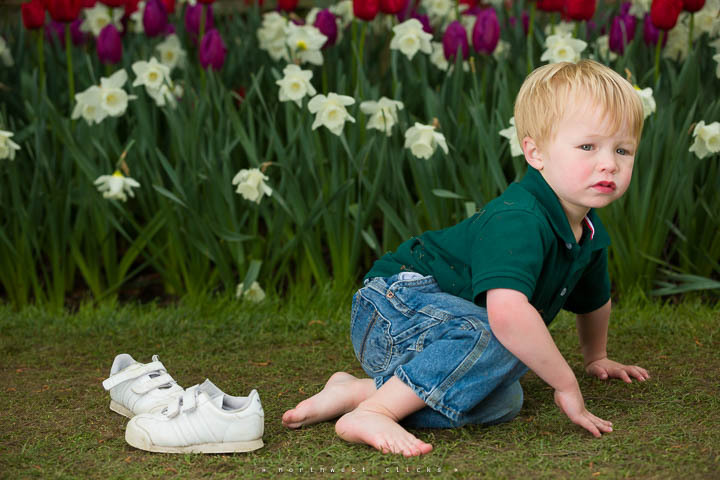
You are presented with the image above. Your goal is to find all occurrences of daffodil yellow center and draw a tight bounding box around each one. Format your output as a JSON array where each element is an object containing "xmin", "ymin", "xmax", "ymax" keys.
[
  {"xmin": 112, "ymin": 170, "xmax": 124, "ymax": 178},
  {"xmin": 297, "ymin": 40, "xmax": 308, "ymax": 51},
  {"xmin": 149, "ymin": 72, "xmax": 158, "ymax": 82}
]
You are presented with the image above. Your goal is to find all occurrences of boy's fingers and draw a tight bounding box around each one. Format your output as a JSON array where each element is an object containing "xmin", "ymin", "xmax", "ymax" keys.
[{"xmin": 619, "ymin": 370, "xmax": 632, "ymax": 383}]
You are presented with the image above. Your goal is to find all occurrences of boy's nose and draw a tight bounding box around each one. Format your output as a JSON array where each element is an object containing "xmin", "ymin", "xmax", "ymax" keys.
[{"xmin": 597, "ymin": 151, "xmax": 618, "ymax": 173}]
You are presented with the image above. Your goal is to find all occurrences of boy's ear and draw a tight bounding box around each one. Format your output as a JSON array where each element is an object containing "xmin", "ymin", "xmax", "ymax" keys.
[{"xmin": 522, "ymin": 136, "xmax": 544, "ymax": 170}]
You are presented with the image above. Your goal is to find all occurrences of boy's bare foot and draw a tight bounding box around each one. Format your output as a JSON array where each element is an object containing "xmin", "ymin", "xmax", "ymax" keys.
[
  {"xmin": 335, "ymin": 404, "xmax": 433, "ymax": 457},
  {"xmin": 282, "ymin": 372, "xmax": 376, "ymax": 429}
]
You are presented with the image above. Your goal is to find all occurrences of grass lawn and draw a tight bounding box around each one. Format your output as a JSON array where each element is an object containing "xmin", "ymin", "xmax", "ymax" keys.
[{"xmin": 1, "ymin": 289, "xmax": 718, "ymax": 479}]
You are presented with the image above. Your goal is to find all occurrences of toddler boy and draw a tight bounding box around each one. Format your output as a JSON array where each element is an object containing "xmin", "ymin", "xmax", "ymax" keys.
[{"xmin": 282, "ymin": 59, "xmax": 650, "ymax": 457}]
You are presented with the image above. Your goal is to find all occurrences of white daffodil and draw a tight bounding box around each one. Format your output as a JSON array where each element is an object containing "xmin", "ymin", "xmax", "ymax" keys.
[
  {"xmin": 493, "ymin": 40, "xmax": 511, "ymax": 61},
  {"xmin": 285, "ymin": 23, "xmax": 327, "ymax": 66},
  {"xmin": 99, "ymin": 70, "xmax": 135, "ymax": 117},
  {"xmin": 499, "ymin": 117, "xmax": 523, "ymax": 158},
  {"xmin": 156, "ymin": 34, "xmax": 187, "ymax": 71},
  {"xmin": 544, "ymin": 21, "xmax": 576, "ymax": 37},
  {"xmin": 129, "ymin": 1, "xmax": 146, "ymax": 34},
  {"xmin": 257, "ymin": 12, "xmax": 289, "ymax": 62},
  {"xmin": 694, "ymin": 6, "xmax": 720, "ymax": 39},
  {"xmin": 276, "ymin": 64, "xmax": 317, "ymax": 108},
  {"xmin": 360, "ymin": 97, "xmax": 404, "ymax": 136},
  {"xmin": 404, "ymin": 122, "xmax": 449, "ymax": 160},
  {"xmin": 72, "ymin": 86, "xmax": 106, "ymax": 125},
  {"xmin": 430, "ymin": 41, "xmax": 450, "ymax": 71},
  {"xmin": 81, "ymin": 3, "xmax": 124, "ymax": 37},
  {"xmin": 663, "ymin": 21, "xmax": 689, "ymax": 62},
  {"xmin": 307, "ymin": 93, "xmax": 356, "ymax": 136},
  {"xmin": 689, "ymin": 121, "xmax": 720, "ymax": 159},
  {"xmin": 330, "ymin": 0, "xmax": 353, "ymax": 29},
  {"xmin": 94, "ymin": 171, "xmax": 141, "ymax": 201},
  {"xmin": 714, "ymin": 52, "xmax": 720, "ymax": 79},
  {"xmin": 0, "ymin": 37, "xmax": 14, "ymax": 67},
  {"xmin": 595, "ymin": 35, "xmax": 618, "ymax": 62},
  {"xmin": 132, "ymin": 57, "xmax": 171, "ymax": 91},
  {"xmin": 634, "ymin": 86, "xmax": 656, "ymax": 119},
  {"xmin": 236, "ymin": 281, "xmax": 266, "ymax": 302},
  {"xmin": 390, "ymin": 19, "xmax": 433, "ymax": 61},
  {"xmin": 305, "ymin": 7, "xmax": 321, "ymax": 25},
  {"xmin": 232, "ymin": 168, "xmax": 273, "ymax": 204},
  {"xmin": 146, "ymin": 83, "xmax": 178, "ymax": 108},
  {"xmin": 0, "ymin": 130, "xmax": 21, "ymax": 161},
  {"xmin": 422, "ymin": 0, "xmax": 453, "ymax": 23},
  {"xmin": 628, "ymin": 0, "xmax": 651, "ymax": 18},
  {"xmin": 540, "ymin": 33, "xmax": 587, "ymax": 64}
]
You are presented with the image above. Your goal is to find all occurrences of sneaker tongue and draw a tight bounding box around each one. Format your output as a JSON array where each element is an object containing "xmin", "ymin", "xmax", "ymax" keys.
[{"xmin": 198, "ymin": 379, "xmax": 225, "ymax": 409}]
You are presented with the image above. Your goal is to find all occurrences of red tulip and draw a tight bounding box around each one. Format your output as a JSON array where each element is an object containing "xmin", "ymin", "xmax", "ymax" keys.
[
  {"xmin": 379, "ymin": 0, "xmax": 407, "ymax": 14},
  {"xmin": 277, "ymin": 0, "xmax": 298, "ymax": 11},
  {"xmin": 160, "ymin": 0, "xmax": 175, "ymax": 14},
  {"xmin": 124, "ymin": 0, "xmax": 140, "ymax": 15},
  {"xmin": 46, "ymin": 0, "xmax": 82, "ymax": 23},
  {"xmin": 81, "ymin": 0, "xmax": 97, "ymax": 7},
  {"xmin": 536, "ymin": 0, "xmax": 563, "ymax": 12},
  {"xmin": 650, "ymin": 0, "xmax": 683, "ymax": 29},
  {"xmin": 99, "ymin": 0, "xmax": 127, "ymax": 6},
  {"xmin": 22, "ymin": 0, "xmax": 46, "ymax": 30},
  {"xmin": 682, "ymin": 0, "xmax": 705, "ymax": 12},
  {"xmin": 353, "ymin": 0, "xmax": 379, "ymax": 21},
  {"xmin": 563, "ymin": 0, "xmax": 596, "ymax": 21},
  {"xmin": 197, "ymin": 0, "xmax": 215, "ymax": 4}
]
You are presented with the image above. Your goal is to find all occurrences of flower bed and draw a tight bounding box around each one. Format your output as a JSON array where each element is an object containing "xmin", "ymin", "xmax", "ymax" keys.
[{"xmin": 0, "ymin": 0, "xmax": 718, "ymax": 308}]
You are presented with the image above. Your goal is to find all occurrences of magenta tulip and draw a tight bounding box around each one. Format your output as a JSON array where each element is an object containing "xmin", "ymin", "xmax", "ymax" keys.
[
  {"xmin": 185, "ymin": 3, "xmax": 214, "ymax": 42},
  {"xmin": 472, "ymin": 7, "xmax": 500, "ymax": 55},
  {"xmin": 313, "ymin": 9, "xmax": 338, "ymax": 48},
  {"xmin": 443, "ymin": 21, "xmax": 469, "ymax": 61},
  {"xmin": 609, "ymin": 12, "xmax": 636, "ymax": 54},
  {"xmin": 143, "ymin": 0, "xmax": 168, "ymax": 37},
  {"xmin": 642, "ymin": 13, "xmax": 667, "ymax": 46},
  {"xmin": 97, "ymin": 24, "xmax": 122, "ymax": 64},
  {"xmin": 199, "ymin": 28, "xmax": 226, "ymax": 70}
]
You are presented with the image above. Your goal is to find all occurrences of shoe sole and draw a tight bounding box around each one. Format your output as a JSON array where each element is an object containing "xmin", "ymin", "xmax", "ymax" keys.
[
  {"xmin": 126, "ymin": 435, "xmax": 264, "ymax": 454},
  {"xmin": 109, "ymin": 400, "xmax": 135, "ymax": 419}
]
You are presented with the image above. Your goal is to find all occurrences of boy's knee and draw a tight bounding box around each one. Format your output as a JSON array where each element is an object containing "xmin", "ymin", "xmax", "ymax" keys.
[{"xmin": 484, "ymin": 382, "xmax": 524, "ymax": 426}]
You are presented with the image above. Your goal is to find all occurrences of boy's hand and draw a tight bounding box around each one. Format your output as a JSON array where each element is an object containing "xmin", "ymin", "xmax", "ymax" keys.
[
  {"xmin": 554, "ymin": 387, "xmax": 613, "ymax": 438},
  {"xmin": 585, "ymin": 357, "xmax": 650, "ymax": 383}
]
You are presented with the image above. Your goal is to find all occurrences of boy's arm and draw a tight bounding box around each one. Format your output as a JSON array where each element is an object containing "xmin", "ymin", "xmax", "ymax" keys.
[
  {"xmin": 486, "ymin": 288, "xmax": 612, "ymax": 438},
  {"xmin": 576, "ymin": 300, "xmax": 650, "ymax": 383}
]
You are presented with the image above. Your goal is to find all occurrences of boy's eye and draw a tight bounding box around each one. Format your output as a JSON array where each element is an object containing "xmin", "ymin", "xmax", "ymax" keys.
[
  {"xmin": 616, "ymin": 148, "xmax": 630, "ymax": 155},
  {"xmin": 580, "ymin": 144, "xmax": 593, "ymax": 151}
]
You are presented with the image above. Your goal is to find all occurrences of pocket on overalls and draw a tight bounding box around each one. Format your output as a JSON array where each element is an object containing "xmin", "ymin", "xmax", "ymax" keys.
[{"xmin": 351, "ymin": 291, "xmax": 393, "ymax": 374}]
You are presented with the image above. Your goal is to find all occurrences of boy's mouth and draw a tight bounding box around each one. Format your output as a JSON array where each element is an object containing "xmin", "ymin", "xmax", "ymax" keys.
[{"xmin": 592, "ymin": 181, "xmax": 616, "ymax": 193}]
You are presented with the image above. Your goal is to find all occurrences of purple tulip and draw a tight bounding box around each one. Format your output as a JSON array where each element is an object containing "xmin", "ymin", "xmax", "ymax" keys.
[
  {"xmin": 314, "ymin": 9, "xmax": 337, "ymax": 48},
  {"xmin": 185, "ymin": 4, "xmax": 215, "ymax": 43},
  {"xmin": 97, "ymin": 24, "xmax": 123, "ymax": 64},
  {"xmin": 472, "ymin": 8, "xmax": 500, "ymax": 55},
  {"xmin": 609, "ymin": 13, "xmax": 636, "ymax": 54},
  {"xmin": 45, "ymin": 20, "xmax": 65, "ymax": 47},
  {"xmin": 643, "ymin": 13, "xmax": 667, "ymax": 47},
  {"xmin": 143, "ymin": 0, "xmax": 168, "ymax": 37},
  {"xmin": 620, "ymin": 1, "xmax": 631, "ymax": 16},
  {"xmin": 199, "ymin": 28, "xmax": 226, "ymax": 71},
  {"xmin": 509, "ymin": 11, "xmax": 529, "ymax": 35},
  {"xmin": 70, "ymin": 18, "xmax": 90, "ymax": 45},
  {"xmin": 412, "ymin": 12, "xmax": 433, "ymax": 35},
  {"xmin": 443, "ymin": 21, "xmax": 469, "ymax": 62}
]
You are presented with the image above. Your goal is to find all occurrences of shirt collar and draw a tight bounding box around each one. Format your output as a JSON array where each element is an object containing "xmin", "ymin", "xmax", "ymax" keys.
[{"xmin": 517, "ymin": 167, "xmax": 609, "ymax": 248}]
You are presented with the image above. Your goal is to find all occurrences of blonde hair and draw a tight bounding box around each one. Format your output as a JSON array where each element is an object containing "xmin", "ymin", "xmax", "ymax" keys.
[{"xmin": 514, "ymin": 60, "xmax": 644, "ymax": 150}]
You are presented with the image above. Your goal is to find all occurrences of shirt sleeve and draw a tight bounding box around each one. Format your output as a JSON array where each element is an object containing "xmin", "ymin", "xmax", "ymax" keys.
[
  {"xmin": 563, "ymin": 248, "xmax": 611, "ymax": 314},
  {"xmin": 471, "ymin": 210, "xmax": 548, "ymax": 305}
]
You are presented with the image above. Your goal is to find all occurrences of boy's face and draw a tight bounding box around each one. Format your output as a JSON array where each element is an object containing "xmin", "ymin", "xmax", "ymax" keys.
[{"xmin": 525, "ymin": 98, "xmax": 637, "ymax": 222}]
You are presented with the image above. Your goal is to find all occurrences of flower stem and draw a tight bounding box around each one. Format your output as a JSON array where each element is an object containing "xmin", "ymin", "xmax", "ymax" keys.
[
  {"xmin": 526, "ymin": 1, "xmax": 536, "ymax": 75},
  {"xmin": 654, "ymin": 30, "xmax": 664, "ymax": 85},
  {"xmin": 65, "ymin": 24, "xmax": 74, "ymax": 107},
  {"xmin": 688, "ymin": 13, "xmax": 694, "ymax": 51},
  {"xmin": 37, "ymin": 29, "xmax": 45, "ymax": 92}
]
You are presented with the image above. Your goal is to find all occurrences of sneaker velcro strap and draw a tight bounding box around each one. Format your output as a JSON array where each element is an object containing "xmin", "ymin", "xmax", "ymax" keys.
[
  {"xmin": 131, "ymin": 373, "xmax": 176, "ymax": 394},
  {"xmin": 102, "ymin": 361, "xmax": 167, "ymax": 391},
  {"xmin": 180, "ymin": 389, "xmax": 199, "ymax": 414}
]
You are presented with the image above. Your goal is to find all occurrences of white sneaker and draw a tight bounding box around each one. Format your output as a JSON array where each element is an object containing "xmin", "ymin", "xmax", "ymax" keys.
[
  {"xmin": 125, "ymin": 379, "xmax": 264, "ymax": 453},
  {"xmin": 102, "ymin": 354, "xmax": 184, "ymax": 418}
]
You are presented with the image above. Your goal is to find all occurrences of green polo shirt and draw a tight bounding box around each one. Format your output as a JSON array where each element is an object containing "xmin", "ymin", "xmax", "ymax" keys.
[{"xmin": 365, "ymin": 167, "xmax": 611, "ymax": 325}]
